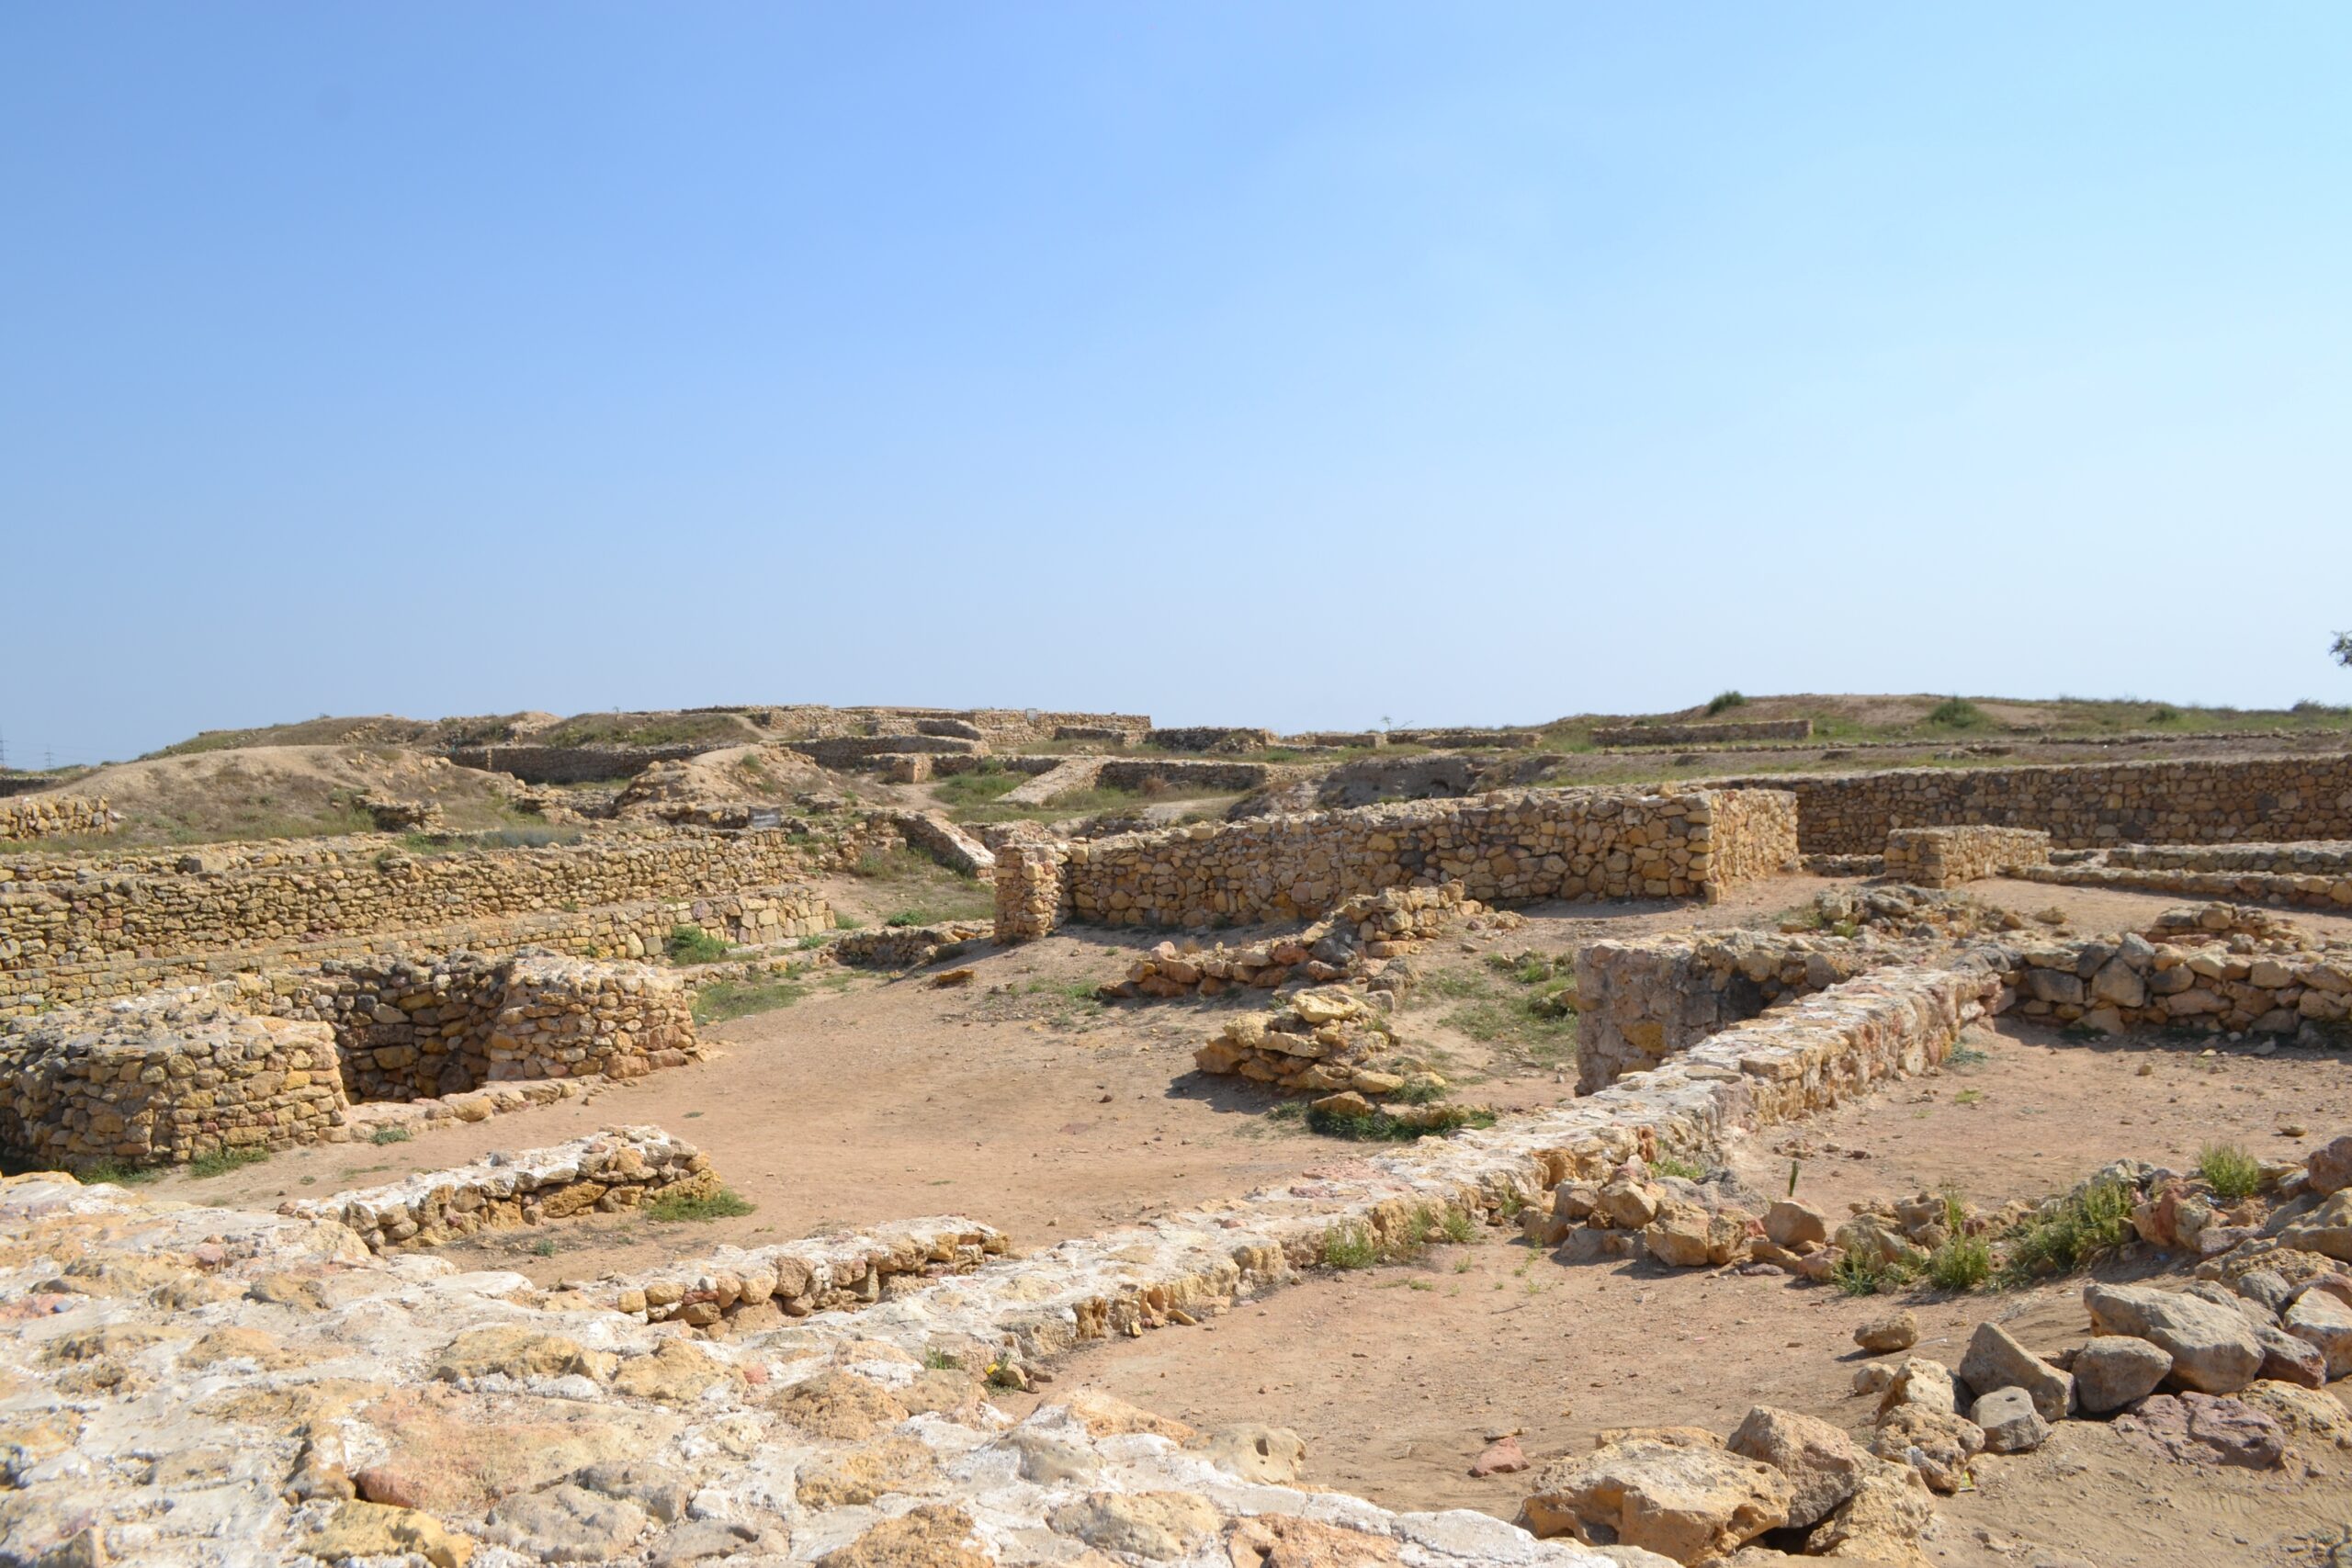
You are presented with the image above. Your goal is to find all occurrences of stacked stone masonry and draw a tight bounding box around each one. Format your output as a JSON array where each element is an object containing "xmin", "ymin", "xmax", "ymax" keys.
[
  {"xmin": 280, "ymin": 1126, "xmax": 717, "ymax": 1253},
  {"xmin": 1574, "ymin": 931, "xmax": 1880, "ymax": 1092},
  {"xmin": 2015, "ymin": 840, "xmax": 2352, "ymax": 911},
  {"xmin": 444, "ymin": 742, "xmax": 707, "ymax": 783},
  {"xmin": 603, "ymin": 1217, "xmax": 1012, "ymax": 1330},
  {"xmin": 1711, "ymin": 754, "xmax": 2352, "ymax": 853},
  {"xmin": 1143, "ymin": 727, "xmax": 1276, "ymax": 753},
  {"xmin": 1994, "ymin": 902, "xmax": 2352, "ymax": 1036},
  {"xmin": 997, "ymin": 787, "xmax": 1799, "ymax": 939},
  {"xmin": 0, "ymin": 795, "xmax": 110, "ymax": 843},
  {"xmin": 1592, "ymin": 718, "xmax": 1815, "ymax": 747},
  {"xmin": 3, "ymin": 880, "xmax": 830, "ymax": 1019},
  {"xmin": 1883, "ymin": 826, "xmax": 2052, "ymax": 888},
  {"xmin": 0, "ymin": 826, "xmax": 861, "ymax": 980}
]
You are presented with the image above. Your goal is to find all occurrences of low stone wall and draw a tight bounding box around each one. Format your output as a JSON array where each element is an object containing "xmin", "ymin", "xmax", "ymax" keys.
[
  {"xmin": 1103, "ymin": 883, "xmax": 1508, "ymax": 1000},
  {"xmin": 1096, "ymin": 758, "xmax": 1272, "ymax": 794},
  {"xmin": 786, "ymin": 734, "xmax": 982, "ymax": 768},
  {"xmin": 1996, "ymin": 906, "xmax": 2352, "ymax": 1035},
  {"xmin": 444, "ymin": 743, "xmax": 706, "ymax": 783},
  {"xmin": 0, "ymin": 795, "xmax": 109, "ymax": 843},
  {"xmin": 601, "ymin": 1216, "xmax": 1012, "ymax": 1331},
  {"xmin": 2010, "ymin": 840, "xmax": 2352, "ymax": 912},
  {"xmin": 1592, "ymin": 718, "xmax": 1814, "ymax": 747},
  {"xmin": 1, "ymin": 826, "xmax": 860, "ymax": 978},
  {"xmin": 994, "ymin": 841, "xmax": 1069, "ymax": 941},
  {"xmin": 831, "ymin": 920, "xmax": 989, "ymax": 969},
  {"xmin": 280, "ymin": 1127, "xmax": 717, "ymax": 1253},
  {"xmin": 1709, "ymin": 753, "xmax": 2352, "ymax": 853},
  {"xmin": 1573, "ymin": 931, "xmax": 1878, "ymax": 1092},
  {"xmin": 1144, "ymin": 727, "xmax": 1275, "ymax": 753},
  {"xmin": 1883, "ymin": 826, "xmax": 2052, "ymax": 887},
  {"xmin": 889, "ymin": 810, "xmax": 994, "ymax": 875},
  {"xmin": 0, "ymin": 993, "xmax": 344, "ymax": 1168},
  {"xmin": 1001, "ymin": 787, "xmax": 1800, "ymax": 938}
]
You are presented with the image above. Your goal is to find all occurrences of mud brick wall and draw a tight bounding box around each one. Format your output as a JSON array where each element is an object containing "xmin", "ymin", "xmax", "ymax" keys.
[
  {"xmin": 1573, "ymin": 931, "xmax": 1879, "ymax": 1092},
  {"xmin": 1709, "ymin": 755, "xmax": 2352, "ymax": 854},
  {"xmin": 0, "ymin": 995, "xmax": 343, "ymax": 1168},
  {"xmin": 280, "ymin": 1127, "xmax": 717, "ymax": 1253},
  {"xmin": 1592, "ymin": 718, "xmax": 1813, "ymax": 747},
  {"xmin": 1883, "ymin": 826, "xmax": 2052, "ymax": 888},
  {"xmin": 0, "ymin": 828, "xmax": 860, "ymax": 976},
  {"xmin": 999, "ymin": 787, "xmax": 1798, "ymax": 939},
  {"xmin": 0, "ymin": 796, "xmax": 110, "ymax": 843}
]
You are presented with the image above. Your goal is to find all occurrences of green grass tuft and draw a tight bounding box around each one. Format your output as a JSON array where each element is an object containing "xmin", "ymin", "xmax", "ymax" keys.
[
  {"xmin": 186, "ymin": 1145, "xmax": 270, "ymax": 1179},
  {"xmin": 2197, "ymin": 1142, "xmax": 2262, "ymax": 1201},
  {"xmin": 644, "ymin": 1186, "xmax": 756, "ymax": 1223},
  {"xmin": 1925, "ymin": 697, "xmax": 1987, "ymax": 729},
  {"xmin": 664, "ymin": 923, "xmax": 732, "ymax": 964},
  {"xmin": 1926, "ymin": 1231, "xmax": 1993, "ymax": 1292},
  {"xmin": 1320, "ymin": 1222, "xmax": 1381, "ymax": 1269},
  {"xmin": 369, "ymin": 1125, "xmax": 414, "ymax": 1145},
  {"xmin": 693, "ymin": 976, "xmax": 810, "ymax": 1025},
  {"xmin": 1997, "ymin": 1178, "xmax": 2135, "ymax": 1285},
  {"xmin": 76, "ymin": 1158, "xmax": 164, "ymax": 1187},
  {"xmin": 1705, "ymin": 690, "xmax": 1748, "ymax": 716},
  {"xmin": 1305, "ymin": 1103, "xmax": 1496, "ymax": 1141}
]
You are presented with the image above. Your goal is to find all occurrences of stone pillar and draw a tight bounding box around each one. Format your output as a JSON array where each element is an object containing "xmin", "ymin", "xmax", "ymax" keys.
[{"xmin": 994, "ymin": 842, "xmax": 1069, "ymax": 942}]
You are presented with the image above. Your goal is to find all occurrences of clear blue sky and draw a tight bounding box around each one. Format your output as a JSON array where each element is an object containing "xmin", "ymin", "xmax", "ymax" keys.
[{"xmin": 6, "ymin": 5, "xmax": 2350, "ymax": 765}]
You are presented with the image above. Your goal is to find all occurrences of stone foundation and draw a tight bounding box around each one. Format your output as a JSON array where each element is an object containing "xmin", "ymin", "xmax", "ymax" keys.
[
  {"xmin": 2014, "ymin": 840, "xmax": 2352, "ymax": 911},
  {"xmin": 0, "ymin": 993, "xmax": 344, "ymax": 1168},
  {"xmin": 1592, "ymin": 718, "xmax": 1814, "ymax": 747},
  {"xmin": 999, "ymin": 787, "xmax": 1800, "ymax": 939},
  {"xmin": 1143, "ymin": 727, "xmax": 1276, "ymax": 753},
  {"xmin": 831, "ymin": 920, "xmax": 989, "ymax": 969},
  {"xmin": 1710, "ymin": 753, "xmax": 2352, "ymax": 853},
  {"xmin": 1883, "ymin": 825, "xmax": 2052, "ymax": 887},
  {"xmin": 1994, "ymin": 903, "xmax": 2352, "ymax": 1035},
  {"xmin": 0, "ymin": 795, "xmax": 110, "ymax": 842},
  {"xmin": 601, "ymin": 1217, "xmax": 1012, "ymax": 1331},
  {"xmin": 1573, "ymin": 931, "xmax": 1879, "ymax": 1092},
  {"xmin": 280, "ymin": 1127, "xmax": 717, "ymax": 1253}
]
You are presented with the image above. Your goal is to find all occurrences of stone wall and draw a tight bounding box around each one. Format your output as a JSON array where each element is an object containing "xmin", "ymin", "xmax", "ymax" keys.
[
  {"xmin": 3, "ymin": 882, "xmax": 831, "ymax": 1019},
  {"xmin": 1144, "ymin": 727, "xmax": 1275, "ymax": 753},
  {"xmin": 1883, "ymin": 826, "xmax": 2052, "ymax": 888},
  {"xmin": 1592, "ymin": 718, "xmax": 1813, "ymax": 747},
  {"xmin": 280, "ymin": 1127, "xmax": 717, "ymax": 1253},
  {"xmin": 994, "ymin": 841, "xmax": 1069, "ymax": 941},
  {"xmin": 0, "ymin": 993, "xmax": 344, "ymax": 1168},
  {"xmin": 831, "ymin": 920, "xmax": 989, "ymax": 970},
  {"xmin": 1094, "ymin": 759, "xmax": 1271, "ymax": 794},
  {"xmin": 0, "ymin": 795, "xmax": 109, "ymax": 843},
  {"xmin": 444, "ymin": 743, "xmax": 706, "ymax": 783},
  {"xmin": 601, "ymin": 1217, "xmax": 1012, "ymax": 1331},
  {"xmin": 998, "ymin": 787, "xmax": 1799, "ymax": 939},
  {"xmin": 786, "ymin": 734, "xmax": 983, "ymax": 767},
  {"xmin": 1994, "ymin": 904, "xmax": 2352, "ymax": 1036},
  {"xmin": 2011, "ymin": 840, "xmax": 2352, "ymax": 912},
  {"xmin": 1573, "ymin": 931, "xmax": 1878, "ymax": 1092},
  {"xmin": 0, "ymin": 826, "xmax": 859, "ymax": 978},
  {"xmin": 1709, "ymin": 754, "xmax": 2352, "ymax": 853},
  {"xmin": 1384, "ymin": 728, "xmax": 1539, "ymax": 749}
]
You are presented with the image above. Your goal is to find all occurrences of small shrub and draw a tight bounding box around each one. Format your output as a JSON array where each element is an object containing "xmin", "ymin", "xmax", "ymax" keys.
[
  {"xmin": 1926, "ymin": 1232, "xmax": 1992, "ymax": 1292},
  {"xmin": 1925, "ymin": 697, "xmax": 1986, "ymax": 729},
  {"xmin": 1705, "ymin": 690, "xmax": 1748, "ymax": 716},
  {"xmin": 1649, "ymin": 1155, "xmax": 1707, "ymax": 1181},
  {"xmin": 1306, "ymin": 1102, "xmax": 1496, "ymax": 1141},
  {"xmin": 2145, "ymin": 705, "xmax": 2183, "ymax": 725},
  {"xmin": 1830, "ymin": 1249, "xmax": 1895, "ymax": 1297},
  {"xmin": 76, "ymin": 1158, "xmax": 163, "ymax": 1187},
  {"xmin": 1321, "ymin": 1222, "xmax": 1381, "ymax": 1269},
  {"xmin": 186, "ymin": 1145, "xmax": 269, "ymax": 1180},
  {"xmin": 884, "ymin": 913, "xmax": 921, "ymax": 928},
  {"xmin": 644, "ymin": 1186, "xmax": 755, "ymax": 1223},
  {"xmin": 1441, "ymin": 1207, "xmax": 1477, "ymax": 1245},
  {"xmin": 370, "ymin": 1125, "xmax": 414, "ymax": 1145},
  {"xmin": 664, "ymin": 923, "xmax": 730, "ymax": 964},
  {"xmin": 529, "ymin": 1236, "xmax": 558, "ymax": 1258},
  {"xmin": 2198, "ymin": 1143, "xmax": 2262, "ymax": 1201},
  {"xmin": 1998, "ymin": 1178, "xmax": 2134, "ymax": 1284},
  {"xmin": 922, "ymin": 1348, "xmax": 961, "ymax": 1371}
]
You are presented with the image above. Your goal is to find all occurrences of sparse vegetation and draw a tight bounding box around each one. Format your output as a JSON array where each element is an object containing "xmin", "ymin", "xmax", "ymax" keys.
[
  {"xmin": 369, "ymin": 1125, "xmax": 414, "ymax": 1145},
  {"xmin": 644, "ymin": 1186, "xmax": 755, "ymax": 1223},
  {"xmin": 1997, "ymin": 1178, "xmax": 2135, "ymax": 1285},
  {"xmin": 75, "ymin": 1159, "xmax": 163, "ymax": 1187},
  {"xmin": 1927, "ymin": 1231, "xmax": 1993, "ymax": 1292},
  {"xmin": 931, "ymin": 766, "xmax": 1022, "ymax": 807},
  {"xmin": 1648, "ymin": 1155, "xmax": 1707, "ymax": 1181},
  {"xmin": 1925, "ymin": 697, "xmax": 1987, "ymax": 729},
  {"xmin": 693, "ymin": 975, "xmax": 810, "ymax": 1025},
  {"xmin": 2197, "ymin": 1142, "xmax": 2262, "ymax": 1201},
  {"xmin": 1705, "ymin": 690, "xmax": 1748, "ymax": 716},
  {"xmin": 1305, "ymin": 1101, "xmax": 1496, "ymax": 1140},
  {"xmin": 664, "ymin": 923, "xmax": 731, "ymax": 964},
  {"xmin": 1830, "ymin": 1247, "xmax": 1915, "ymax": 1297},
  {"xmin": 1320, "ymin": 1221, "xmax": 1382, "ymax": 1269},
  {"xmin": 186, "ymin": 1146, "xmax": 269, "ymax": 1180}
]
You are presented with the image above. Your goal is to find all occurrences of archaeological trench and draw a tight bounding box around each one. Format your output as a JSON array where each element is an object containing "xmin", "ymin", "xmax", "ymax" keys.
[{"xmin": 3, "ymin": 711, "xmax": 2352, "ymax": 1567}]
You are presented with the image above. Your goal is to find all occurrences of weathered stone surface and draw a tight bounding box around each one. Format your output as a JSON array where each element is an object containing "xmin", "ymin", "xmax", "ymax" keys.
[
  {"xmin": 2236, "ymin": 1379, "xmax": 2352, "ymax": 1450},
  {"xmin": 1870, "ymin": 1406, "xmax": 1983, "ymax": 1494},
  {"xmin": 2278, "ymin": 1190, "xmax": 2352, "ymax": 1260},
  {"xmin": 2083, "ymin": 1283, "xmax": 2264, "ymax": 1393},
  {"xmin": 2306, "ymin": 1134, "xmax": 2352, "ymax": 1196},
  {"xmin": 486, "ymin": 1483, "xmax": 650, "ymax": 1562},
  {"xmin": 302, "ymin": 1501, "xmax": 475, "ymax": 1568},
  {"xmin": 2283, "ymin": 1289, "xmax": 2352, "ymax": 1378},
  {"xmin": 1202, "ymin": 1424, "xmax": 1307, "ymax": 1484},
  {"xmin": 815, "ymin": 1504, "xmax": 989, "ymax": 1568},
  {"xmin": 1520, "ymin": 1438, "xmax": 1792, "ymax": 1562},
  {"xmin": 2070, "ymin": 1337, "xmax": 2172, "ymax": 1414},
  {"xmin": 2116, "ymin": 1393, "xmax": 2286, "ymax": 1469},
  {"xmin": 1763, "ymin": 1200, "xmax": 1828, "ymax": 1249},
  {"xmin": 1725, "ymin": 1405, "xmax": 1866, "ymax": 1529},
  {"xmin": 1853, "ymin": 1311, "xmax": 1918, "ymax": 1355},
  {"xmin": 1969, "ymin": 1387, "xmax": 2050, "ymax": 1454},
  {"xmin": 1803, "ymin": 1454, "xmax": 1935, "ymax": 1563},
  {"xmin": 1049, "ymin": 1490, "xmax": 1222, "ymax": 1561},
  {"xmin": 1874, "ymin": 1359, "xmax": 1959, "ymax": 1419},
  {"xmin": 1956, "ymin": 1321, "xmax": 2074, "ymax": 1421}
]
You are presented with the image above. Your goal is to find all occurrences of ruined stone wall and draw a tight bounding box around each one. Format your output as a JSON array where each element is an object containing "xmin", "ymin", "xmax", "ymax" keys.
[
  {"xmin": 786, "ymin": 735, "xmax": 983, "ymax": 767},
  {"xmin": 603, "ymin": 1218, "xmax": 1012, "ymax": 1330},
  {"xmin": 2014, "ymin": 852, "xmax": 2352, "ymax": 912},
  {"xmin": 1709, "ymin": 754, "xmax": 2352, "ymax": 853},
  {"xmin": 1996, "ymin": 909, "xmax": 2352, "ymax": 1035},
  {"xmin": 0, "ymin": 994, "xmax": 344, "ymax": 1168},
  {"xmin": 1001, "ymin": 787, "xmax": 1799, "ymax": 939},
  {"xmin": 1143, "ymin": 727, "xmax": 1276, "ymax": 753},
  {"xmin": 0, "ymin": 828, "xmax": 856, "ymax": 977},
  {"xmin": 2, "ymin": 882, "xmax": 831, "ymax": 1019},
  {"xmin": 1384, "ymin": 728, "xmax": 1539, "ymax": 749},
  {"xmin": 994, "ymin": 841, "xmax": 1069, "ymax": 941},
  {"xmin": 1573, "ymin": 931, "xmax": 1879, "ymax": 1092},
  {"xmin": 0, "ymin": 796, "xmax": 109, "ymax": 843},
  {"xmin": 1094, "ymin": 759, "xmax": 1271, "ymax": 794},
  {"xmin": 1591, "ymin": 718, "xmax": 1814, "ymax": 747},
  {"xmin": 443, "ymin": 743, "xmax": 706, "ymax": 783},
  {"xmin": 280, "ymin": 1127, "xmax": 717, "ymax": 1253},
  {"xmin": 1883, "ymin": 826, "xmax": 2052, "ymax": 888}
]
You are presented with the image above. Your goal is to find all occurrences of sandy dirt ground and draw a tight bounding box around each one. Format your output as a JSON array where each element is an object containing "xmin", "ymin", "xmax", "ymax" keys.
[{"xmin": 166, "ymin": 867, "xmax": 2352, "ymax": 1565}]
